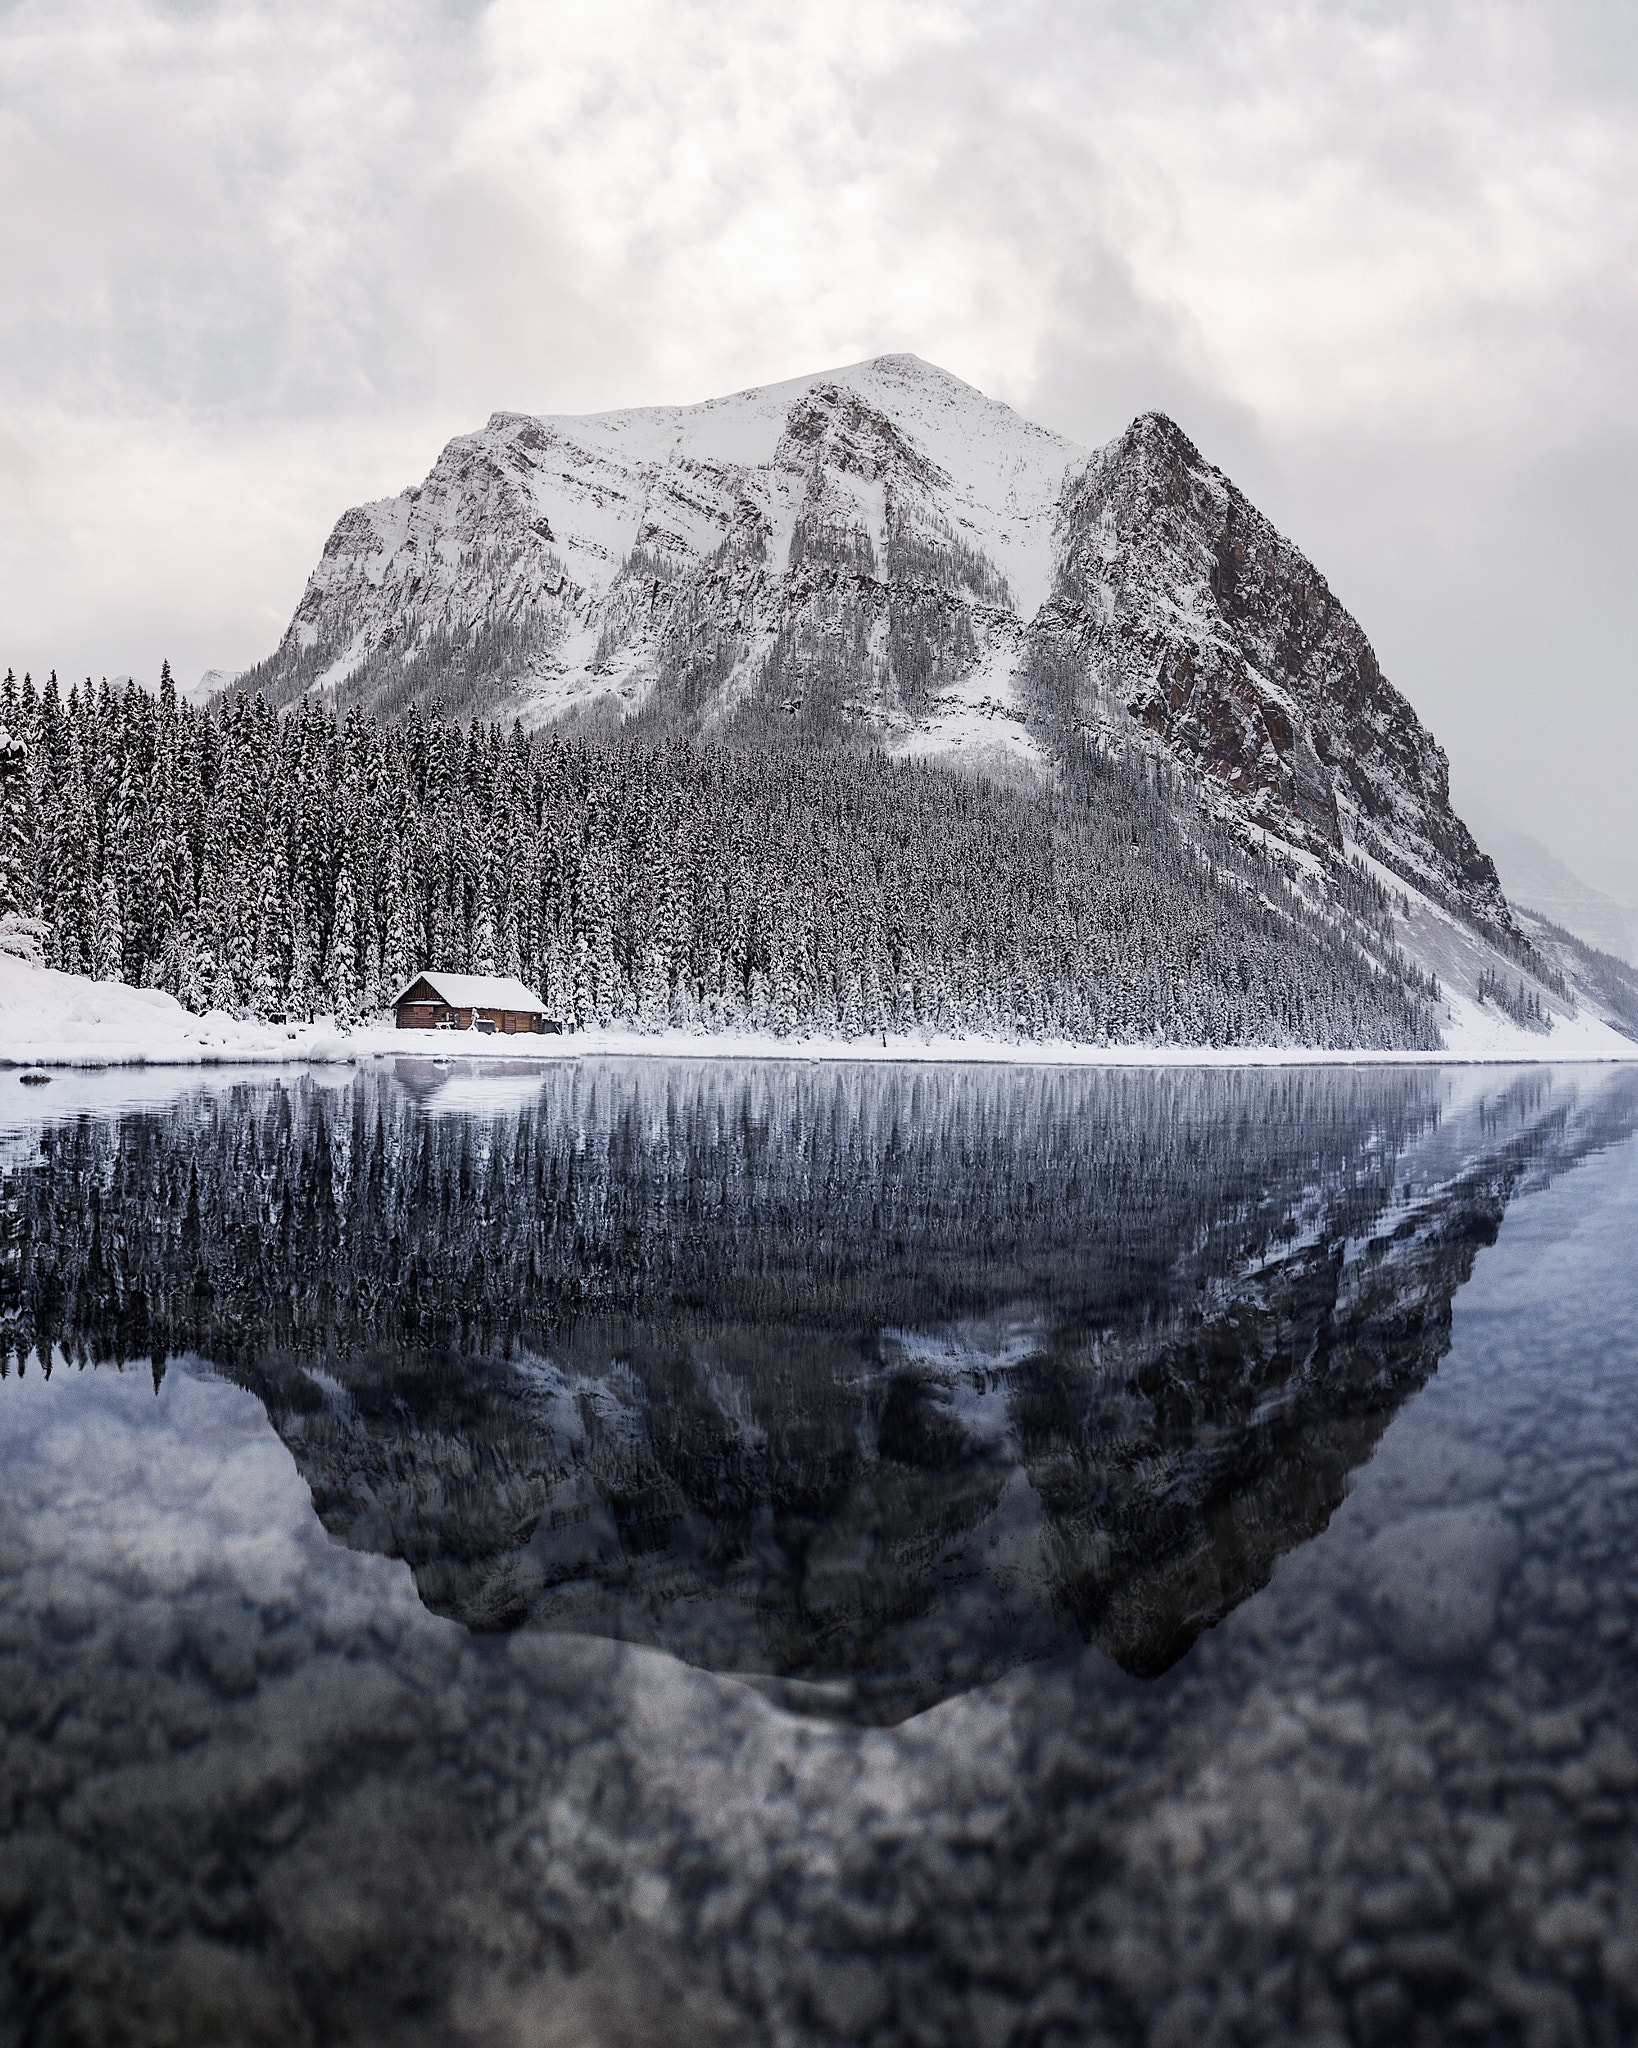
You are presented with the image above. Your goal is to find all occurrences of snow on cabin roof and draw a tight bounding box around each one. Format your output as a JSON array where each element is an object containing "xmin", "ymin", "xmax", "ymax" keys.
[{"xmin": 392, "ymin": 972, "xmax": 547, "ymax": 1013}]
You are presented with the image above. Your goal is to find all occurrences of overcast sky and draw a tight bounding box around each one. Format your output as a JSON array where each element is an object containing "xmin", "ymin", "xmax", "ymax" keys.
[{"xmin": 2, "ymin": 0, "xmax": 1635, "ymax": 889}]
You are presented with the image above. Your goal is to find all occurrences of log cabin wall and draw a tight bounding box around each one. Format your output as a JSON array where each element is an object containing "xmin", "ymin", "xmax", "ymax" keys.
[{"xmin": 394, "ymin": 1002, "xmax": 552, "ymax": 1032}]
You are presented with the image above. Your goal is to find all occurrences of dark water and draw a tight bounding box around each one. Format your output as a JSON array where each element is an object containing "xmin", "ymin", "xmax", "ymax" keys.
[{"xmin": 3, "ymin": 1058, "xmax": 1638, "ymax": 2047}]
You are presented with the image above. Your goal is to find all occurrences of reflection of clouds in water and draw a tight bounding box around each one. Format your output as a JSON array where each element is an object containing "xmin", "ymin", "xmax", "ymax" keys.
[
  {"xmin": 401, "ymin": 1067, "xmax": 555, "ymax": 1119},
  {"xmin": 4, "ymin": 1364, "xmax": 331, "ymax": 1609},
  {"xmin": 0, "ymin": 1353, "xmax": 1037, "ymax": 2045}
]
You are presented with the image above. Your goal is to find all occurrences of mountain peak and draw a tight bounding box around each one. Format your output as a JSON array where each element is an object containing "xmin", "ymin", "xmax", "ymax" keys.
[
  {"xmin": 849, "ymin": 350, "xmax": 977, "ymax": 390},
  {"xmin": 1107, "ymin": 408, "xmax": 1210, "ymax": 474},
  {"xmin": 247, "ymin": 356, "xmax": 1511, "ymax": 948}
]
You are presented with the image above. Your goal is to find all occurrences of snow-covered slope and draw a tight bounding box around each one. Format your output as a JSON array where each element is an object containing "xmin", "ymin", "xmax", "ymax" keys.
[{"xmin": 0, "ymin": 957, "xmax": 352, "ymax": 1066}]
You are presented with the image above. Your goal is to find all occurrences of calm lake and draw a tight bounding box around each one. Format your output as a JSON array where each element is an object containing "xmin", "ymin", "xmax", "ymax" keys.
[{"xmin": 3, "ymin": 1057, "xmax": 1638, "ymax": 2047}]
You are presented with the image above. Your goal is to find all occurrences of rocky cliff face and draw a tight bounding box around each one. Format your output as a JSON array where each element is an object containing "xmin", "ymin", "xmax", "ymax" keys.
[
  {"xmin": 255, "ymin": 357, "xmax": 1065, "ymax": 752},
  {"xmin": 1044, "ymin": 414, "xmax": 1508, "ymax": 922},
  {"xmin": 245, "ymin": 354, "xmax": 1510, "ymax": 931}
]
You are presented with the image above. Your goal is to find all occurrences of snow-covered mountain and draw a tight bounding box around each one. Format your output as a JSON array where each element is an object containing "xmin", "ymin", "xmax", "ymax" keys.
[
  {"xmin": 1465, "ymin": 809, "xmax": 1634, "ymax": 965},
  {"xmin": 245, "ymin": 354, "xmax": 1506, "ymax": 929}
]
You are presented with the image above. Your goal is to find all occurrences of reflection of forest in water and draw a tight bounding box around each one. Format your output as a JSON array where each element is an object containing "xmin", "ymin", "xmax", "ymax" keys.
[{"xmin": 4, "ymin": 1060, "xmax": 1632, "ymax": 1719}]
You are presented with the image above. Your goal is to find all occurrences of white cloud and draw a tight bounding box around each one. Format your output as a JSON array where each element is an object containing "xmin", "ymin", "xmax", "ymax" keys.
[
  {"xmin": 0, "ymin": 402, "xmax": 451, "ymax": 692},
  {"xmin": 1, "ymin": 0, "xmax": 1635, "ymax": 873}
]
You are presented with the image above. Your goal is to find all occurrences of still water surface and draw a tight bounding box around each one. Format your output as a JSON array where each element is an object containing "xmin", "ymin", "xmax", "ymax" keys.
[{"xmin": 3, "ymin": 1059, "xmax": 1638, "ymax": 2046}]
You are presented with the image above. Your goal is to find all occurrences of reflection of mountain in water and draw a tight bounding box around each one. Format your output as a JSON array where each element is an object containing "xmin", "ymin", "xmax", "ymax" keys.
[{"xmin": 3, "ymin": 1061, "xmax": 1633, "ymax": 1720}]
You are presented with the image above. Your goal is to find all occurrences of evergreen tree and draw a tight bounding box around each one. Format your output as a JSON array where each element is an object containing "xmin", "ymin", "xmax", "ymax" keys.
[
  {"xmin": 91, "ymin": 870, "xmax": 124, "ymax": 982},
  {"xmin": 287, "ymin": 916, "xmax": 317, "ymax": 1024},
  {"xmin": 381, "ymin": 875, "xmax": 412, "ymax": 1005},
  {"xmin": 471, "ymin": 871, "xmax": 499, "ymax": 976},
  {"xmin": 325, "ymin": 860, "xmax": 359, "ymax": 1021},
  {"xmin": 0, "ymin": 723, "xmax": 31, "ymax": 918}
]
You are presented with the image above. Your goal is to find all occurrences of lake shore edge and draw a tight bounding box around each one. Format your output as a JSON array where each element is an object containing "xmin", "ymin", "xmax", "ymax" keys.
[
  {"xmin": 4, "ymin": 952, "xmax": 1634, "ymax": 1071},
  {"xmin": 5, "ymin": 1028, "xmax": 1637, "ymax": 1073}
]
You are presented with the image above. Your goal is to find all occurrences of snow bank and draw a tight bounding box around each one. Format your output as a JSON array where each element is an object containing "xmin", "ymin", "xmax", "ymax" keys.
[
  {"xmin": 1438, "ymin": 987, "xmax": 1634, "ymax": 1060},
  {"xmin": 1, "ymin": 955, "xmax": 1631, "ymax": 1074},
  {"xmin": 0, "ymin": 957, "xmax": 354, "ymax": 1068}
]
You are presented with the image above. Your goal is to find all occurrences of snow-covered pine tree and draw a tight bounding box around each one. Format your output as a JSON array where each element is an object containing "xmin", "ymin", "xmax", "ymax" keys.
[
  {"xmin": 381, "ymin": 871, "xmax": 412, "ymax": 1006},
  {"xmin": 0, "ymin": 723, "xmax": 31, "ymax": 918},
  {"xmin": 287, "ymin": 916, "xmax": 316, "ymax": 1025},
  {"xmin": 325, "ymin": 858, "xmax": 359, "ymax": 1021},
  {"xmin": 471, "ymin": 870, "xmax": 499, "ymax": 977},
  {"xmin": 0, "ymin": 717, "xmax": 48, "ymax": 965},
  {"xmin": 499, "ymin": 882, "xmax": 522, "ymax": 981},
  {"xmin": 91, "ymin": 870, "xmax": 124, "ymax": 982}
]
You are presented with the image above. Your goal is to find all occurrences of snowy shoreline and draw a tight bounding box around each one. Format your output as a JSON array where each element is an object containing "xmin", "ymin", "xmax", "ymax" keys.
[{"xmin": 1, "ymin": 956, "xmax": 1634, "ymax": 1072}]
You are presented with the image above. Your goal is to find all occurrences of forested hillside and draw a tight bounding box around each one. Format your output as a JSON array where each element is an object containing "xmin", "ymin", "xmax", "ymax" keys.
[{"xmin": 0, "ymin": 667, "xmax": 1437, "ymax": 1048}]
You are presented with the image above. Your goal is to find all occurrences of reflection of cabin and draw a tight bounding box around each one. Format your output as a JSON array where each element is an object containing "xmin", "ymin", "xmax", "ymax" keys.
[{"xmin": 391, "ymin": 972, "xmax": 561, "ymax": 1035}]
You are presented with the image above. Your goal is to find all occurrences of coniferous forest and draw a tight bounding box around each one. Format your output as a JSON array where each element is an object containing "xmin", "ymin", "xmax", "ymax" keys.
[{"xmin": 0, "ymin": 666, "xmax": 1439, "ymax": 1048}]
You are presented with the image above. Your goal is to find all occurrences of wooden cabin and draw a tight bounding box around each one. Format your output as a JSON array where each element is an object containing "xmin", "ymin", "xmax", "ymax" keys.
[{"xmin": 391, "ymin": 972, "xmax": 561, "ymax": 1035}]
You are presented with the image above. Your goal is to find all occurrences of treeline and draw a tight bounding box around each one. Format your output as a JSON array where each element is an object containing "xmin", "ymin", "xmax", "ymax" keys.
[
  {"xmin": 1475, "ymin": 967, "xmax": 1549, "ymax": 1032},
  {"xmin": 0, "ymin": 665, "xmax": 1438, "ymax": 1048}
]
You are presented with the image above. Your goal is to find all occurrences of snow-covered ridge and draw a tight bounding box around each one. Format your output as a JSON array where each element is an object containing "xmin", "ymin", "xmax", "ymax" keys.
[
  {"xmin": 249, "ymin": 355, "xmax": 1081, "ymax": 757},
  {"xmin": 268, "ymin": 353, "xmax": 1078, "ymax": 731},
  {"xmin": 241, "ymin": 356, "xmax": 1498, "ymax": 922}
]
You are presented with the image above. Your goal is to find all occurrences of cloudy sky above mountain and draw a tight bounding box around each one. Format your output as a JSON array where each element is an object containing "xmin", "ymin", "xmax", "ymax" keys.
[{"xmin": 2, "ymin": 0, "xmax": 1634, "ymax": 888}]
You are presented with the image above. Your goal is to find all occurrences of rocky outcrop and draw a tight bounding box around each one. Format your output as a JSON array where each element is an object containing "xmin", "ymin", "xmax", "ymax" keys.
[
  {"xmin": 1044, "ymin": 414, "xmax": 1508, "ymax": 922},
  {"xmin": 1359, "ymin": 1504, "xmax": 1521, "ymax": 1666}
]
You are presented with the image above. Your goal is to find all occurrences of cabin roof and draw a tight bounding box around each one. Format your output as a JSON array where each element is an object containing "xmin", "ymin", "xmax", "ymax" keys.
[{"xmin": 391, "ymin": 972, "xmax": 547, "ymax": 1013}]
